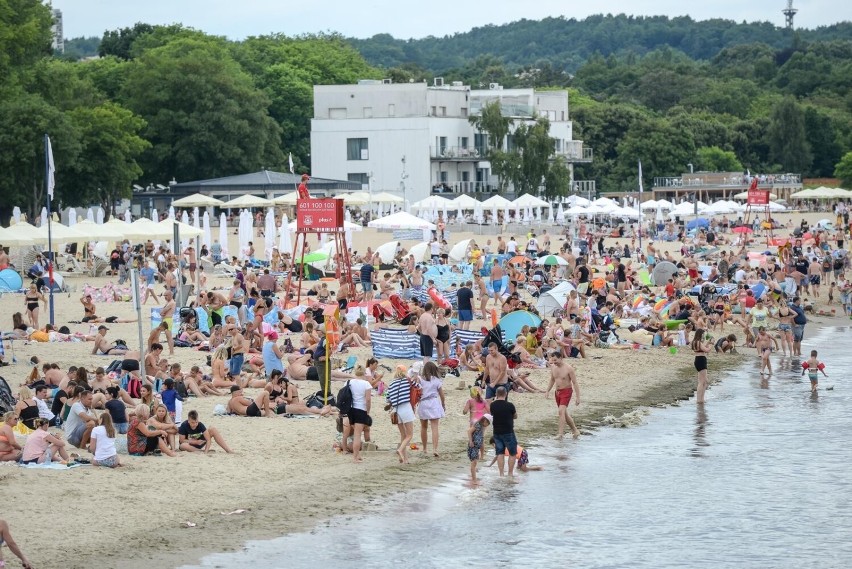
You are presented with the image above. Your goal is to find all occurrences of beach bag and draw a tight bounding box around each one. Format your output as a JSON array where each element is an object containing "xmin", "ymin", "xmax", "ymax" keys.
[
  {"xmin": 305, "ymin": 390, "xmax": 335, "ymax": 409},
  {"xmin": 336, "ymin": 381, "xmax": 353, "ymax": 415},
  {"xmin": 410, "ymin": 383, "xmax": 422, "ymax": 408}
]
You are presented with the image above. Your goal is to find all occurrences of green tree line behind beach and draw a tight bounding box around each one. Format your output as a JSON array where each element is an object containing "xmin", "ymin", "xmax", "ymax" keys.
[{"xmin": 3, "ymin": 4, "xmax": 852, "ymax": 219}]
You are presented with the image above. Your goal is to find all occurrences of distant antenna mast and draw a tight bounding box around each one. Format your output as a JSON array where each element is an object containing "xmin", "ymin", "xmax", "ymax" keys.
[{"xmin": 782, "ymin": 0, "xmax": 797, "ymax": 29}]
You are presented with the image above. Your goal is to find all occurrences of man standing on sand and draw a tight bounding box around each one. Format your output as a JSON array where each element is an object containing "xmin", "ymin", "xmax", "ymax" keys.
[
  {"xmin": 484, "ymin": 342, "xmax": 508, "ymax": 401},
  {"xmin": 490, "ymin": 386, "xmax": 518, "ymax": 478},
  {"xmin": 228, "ymin": 324, "xmax": 247, "ymax": 379},
  {"xmin": 184, "ymin": 245, "xmax": 197, "ymax": 284},
  {"xmin": 490, "ymin": 259, "xmax": 504, "ymax": 306},
  {"xmin": 456, "ymin": 281, "xmax": 474, "ymax": 330},
  {"xmin": 416, "ymin": 302, "xmax": 438, "ymax": 363},
  {"xmin": 544, "ymin": 351, "xmax": 580, "ymax": 439}
]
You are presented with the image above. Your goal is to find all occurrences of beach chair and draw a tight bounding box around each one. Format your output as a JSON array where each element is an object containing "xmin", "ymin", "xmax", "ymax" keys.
[{"xmin": 637, "ymin": 269, "xmax": 654, "ymax": 288}]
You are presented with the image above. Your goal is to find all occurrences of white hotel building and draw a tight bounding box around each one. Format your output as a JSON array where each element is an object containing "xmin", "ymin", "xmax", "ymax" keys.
[{"xmin": 310, "ymin": 80, "xmax": 592, "ymax": 205}]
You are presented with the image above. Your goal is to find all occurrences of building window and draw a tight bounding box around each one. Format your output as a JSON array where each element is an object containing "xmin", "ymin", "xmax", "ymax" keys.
[
  {"xmin": 363, "ymin": 107, "xmax": 373, "ymax": 118},
  {"xmin": 440, "ymin": 171, "xmax": 448, "ymax": 183},
  {"xmin": 388, "ymin": 104, "xmax": 395, "ymax": 117},
  {"xmin": 461, "ymin": 171, "xmax": 470, "ymax": 182},
  {"xmin": 438, "ymin": 136, "xmax": 448, "ymax": 155},
  {"xmin": 329, "ymin": 107, "xmax": 346, "ymax": 119},
  {"xmin": 440, "ymin": 106, "xmax": 447, "ymax": 116},
  {"xmin": 460, "ymin": 137, "xmax": 469, "ymax": 149},
  {"xmin": 348, "ymin": 173, "xmax": 369, "ymax": 188},
  {"xmin": 347, "ymin": 138, "xmax": 369, "ymax": 160},
  {"xmin": 430, "ymin": 106, "xmax": 436, "ymax": 116},
  {"xmin": 554, "ymin": 139, "xmax": 562, "ymax": 152},
  {"xmin": 474, "ymin": 133, "xmax": 487, "ymax": 154},
  {"xmin": 461, "ymin": 107, "xmax": 468, "ymax": 118}
]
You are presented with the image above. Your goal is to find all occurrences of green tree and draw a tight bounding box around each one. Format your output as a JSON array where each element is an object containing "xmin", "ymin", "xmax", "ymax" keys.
[
  {"xmin": 544, "ymin": 156, "xmax": 571, "ymax": 200},
  {"xmin": 610, "ymin": 118, "xmax": 695, "ymax": 192},
  {"xmin": 835, "ymin": 152, "xmax": 852, "ymax": 187},
  {"xmin": 468, "ymin": 101, "xmax": 513, "ymax": 151},
  {"xmin": 513, "ymin": 116, "xmax": 555, "ymax": 196},
  {"xmin": 803, "ymin": 107, "xmax": 842, "ymax": 177},
  {"xmin": 98, "ymin": 23, "xmax": 155, "ymax": 59},
  {"xmin": 0, "ymin": 0, "xmax": 53, "ymax": 78},
  {"xmin": 766, "ymin": 97, "xmax": 812, "ymax": 173},
  {"xmin": 695, "ymin": 146, "xmax": 743, "ymax": 172},
  {"xmin": 0, "ymin": 91, "xmax": 82, "ymax": 218},
  {"xmin": 65, "ymin": 103, "xmax": 150, "ymax": 217},
  {"xmin": 119, "ymin": 37, "xmax": 283, "ymax": 183}
]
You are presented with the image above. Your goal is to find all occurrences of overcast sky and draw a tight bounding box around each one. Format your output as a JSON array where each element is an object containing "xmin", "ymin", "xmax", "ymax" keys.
[{"xmin": 53, "ymin": 0, "xmax": 850, "ymax": 40}]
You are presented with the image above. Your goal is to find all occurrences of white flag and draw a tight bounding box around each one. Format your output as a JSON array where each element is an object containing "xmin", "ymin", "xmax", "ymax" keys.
[
  {"xmin": 638, "ymin": 160, "xmax": 643, "ymax": 194},
  {"xmin": 288, "ymin": 152, "xmax": 294, "ymax": 174},
  {"xmin": 47, "ymin": 136, "xmax": 56, "ymax": 199}
]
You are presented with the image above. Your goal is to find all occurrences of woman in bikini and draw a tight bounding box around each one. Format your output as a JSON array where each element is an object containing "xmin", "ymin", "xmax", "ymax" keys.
[
  {"xmin": 459, "ymin": 344, "xmax": 483, "ymax": 372},
  {"xmin": 14, "ymin": 387, "xmax": 40, "ymax": 431},
  {"xmin": 434, "ymin": 308, "xmax": 452, "ymax": 361},
  {"xmin": 210, "ymin": 346, "xmax": 238, "ymax": 389},
  {"xmin": 0, "ymin": 412, "xmax": 23, "ymax": 462},
  {"xmin": 775, "ymin": 301, "xmax": 795, "ymax": 356},
  {"xmin": 24, "ymin": 283, "xmax": 45, "ymax": 329},
  {"xmin": 692, "ymin": 328, "xmax": 712, "ymax": 404}
]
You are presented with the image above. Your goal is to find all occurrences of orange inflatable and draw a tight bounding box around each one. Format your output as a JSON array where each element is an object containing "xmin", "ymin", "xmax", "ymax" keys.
[{"xmin": 428, "ymin": 287, "xmax": 451, "ymax": 311}]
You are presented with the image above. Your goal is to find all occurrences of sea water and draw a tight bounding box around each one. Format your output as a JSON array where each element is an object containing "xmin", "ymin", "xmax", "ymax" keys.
[{"xmin": 181, "ymin": 326, "xmax": 852, "ymax": 569}]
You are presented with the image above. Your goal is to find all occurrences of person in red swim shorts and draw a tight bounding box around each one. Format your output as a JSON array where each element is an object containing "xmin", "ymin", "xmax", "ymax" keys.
[{"xmin": 544, "ymin": 350, "xmax": 580, "ymax": 439}]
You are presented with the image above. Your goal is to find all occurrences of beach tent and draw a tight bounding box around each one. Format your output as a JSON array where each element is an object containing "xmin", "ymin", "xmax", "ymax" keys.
[
  {"xmin": 0, "ymin": 269, "xmax": 23, "ymax": 292},
  {"xmin": 407, "ymin": 242, "xmax": 430, "ymax": 263},
  {"xmin": 481, "ymin": 195, "xmax": 512, "ymax": 208},
  {"xmin": 686, "ymin": 218, "xmax": 710, "ymax": 230},
  {"xmin": 498, "ymin": 310, "xmax": 542, "ymax": 343},
  {"xmin": 652, "ymin": 261, "xmax": 678, "ymax": 285},
  {"xmin": 375, "ymin": 241, "xmax": 399, "ymax": 264},
  {"xmin": 171, "ymin": 193, "xmax": 224, "ymax": 208},
  {"xmin": 368, "ymin": 211, "xmax": 436, "ymax": 230},
  {"xmin": 449, "ymin": 239, "xmax": 473, "ymax": 263},
  {"xmin": 536, "ymin": 282, "xmax": 576, "ymax": 317},
  {"xmin": 452, "ymin": 195, "xmax": 480, "ymax": 211}
]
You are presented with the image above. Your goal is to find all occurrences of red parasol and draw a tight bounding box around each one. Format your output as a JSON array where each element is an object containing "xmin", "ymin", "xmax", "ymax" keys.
[{"xmin": 732, "ymin": 226, "xmax": 753, "ymax": 234}]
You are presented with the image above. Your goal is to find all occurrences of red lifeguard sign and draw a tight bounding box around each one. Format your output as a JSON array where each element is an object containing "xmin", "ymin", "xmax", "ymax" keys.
[
  {"xmin": 296, "ymin": 198, "xmax": 344, "ymax": 233},
  {"xmin": 747, "ymin": 190, "xmax": 770, "ymax": 206},
  {"xmin": 286, "ymin": 197, "xmax": 352, "ymax": 310}
]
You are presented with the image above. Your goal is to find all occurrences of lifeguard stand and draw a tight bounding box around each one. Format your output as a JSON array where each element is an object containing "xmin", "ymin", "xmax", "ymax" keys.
[
  {"xmin": 283, "ymin": 198, "xmax": 354, "ymax": 308},
  {"xmin": 741, "ymin": 182, "xmax": 774, "ymax": 247}
]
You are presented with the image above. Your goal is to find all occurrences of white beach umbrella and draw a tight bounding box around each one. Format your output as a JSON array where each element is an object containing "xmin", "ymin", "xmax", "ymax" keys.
[
  {"xmin": 264, "ymin": 207, "xmax": 276, "ymax": 261},
  {"xmin": 150, "ymin": 208, "xmax": 158, "ymax": 222},
  {"xmin": 238, "ymin": 210, "xmax": 251, "ymax": 259},
  {"xmin": 85, "ymin": 208, "xmax": 94, "ymax": 223},
  {"xmin": 218, "ymin": 213, "xmax": 229, "ymax": 258},
  {"xmin": 180, "ymin": 210, "xmax": 190, "ymax": 248},
  {"xmin": 0, "ymin": 226, "xmax": 34, "ymax": 246},
  {"xmin": 124, "ymin": 209, "xmax": 132, "ymax": 223},
  {"xmin": 39, "ymin": 207, "xmax": 47, "ymax": 226},
  {"xmin": 96, "ymin": 207, "xmax": 104, "ymax": 224},
  {"xmin": 192, "ymin": 208, "xmax": 200, "ymax": 230},
  {"xmin": 556, "ymin": 203, "xmax": 565, "ymax": 224},
  {"xmin": 656, "ymin": 206, "xmax": 664, "ymax": 223},
  {"xmin": 67, "ymin": 211, "xmax": 76, "ymax": 228},
  {"xmin": 12, "ymin": 206, "xmax": 21, "ymax": 224},
  {"xmin": 168, "ymin": 206, "xmax": 175, "ymax": 220},
  {"xmin": 279, "ymin": 214, "xmax": 292, "ymax": 256},
  {"xmin": 376, "ymin": 241, "xmax": 399, "ymax": 264},
  {"xmin": 171, "ymin": 193, "xmax": 224, "ymax": 208},
  {"xmin": 202, "ymin": 211, "xmax": 212, "ymax": 249}
]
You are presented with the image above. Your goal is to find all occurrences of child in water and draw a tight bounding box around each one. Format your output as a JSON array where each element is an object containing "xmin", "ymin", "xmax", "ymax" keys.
[
  {"xmin": 467, "ymin": 414, "xmax": 492, "ymax": 482},
  {"xmin": 487, "ymin": 440, "xmax": 544, "ymax": 473},
  {"xmin": 802, "ymin": 350, "xmax": 828, "ymax": 392}
]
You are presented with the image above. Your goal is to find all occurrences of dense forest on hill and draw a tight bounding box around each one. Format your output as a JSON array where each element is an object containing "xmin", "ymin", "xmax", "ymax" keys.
[
  {"xmin": 5, "ymin": 7, "xmax": 852, "ymax": 217},
  {"xmin": 348, "ymin": 14, "xmax": 852, "ymax": 73}
]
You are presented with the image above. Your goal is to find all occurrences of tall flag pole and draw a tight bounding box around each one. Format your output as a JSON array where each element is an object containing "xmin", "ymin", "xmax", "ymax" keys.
[
  {"xmin": 45, "ymin": 134, "xmax": 56, "ymax": 326},
  {"xmin": 638, "ymin": 160, "xmax": 643, "ymax": 261}
]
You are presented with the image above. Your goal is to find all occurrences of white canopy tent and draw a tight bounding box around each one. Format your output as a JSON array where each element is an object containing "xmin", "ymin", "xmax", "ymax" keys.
[
  {"xmin": 512, "ymin": 194, "xmax": 549, "ymax": 208},
  {"xmin": 368, "ymin": 211, "xmax": 436, "ymax": 230},
  {"xmin": 171, "ymin": 193, "xmax": 224, "ymax": 208}
]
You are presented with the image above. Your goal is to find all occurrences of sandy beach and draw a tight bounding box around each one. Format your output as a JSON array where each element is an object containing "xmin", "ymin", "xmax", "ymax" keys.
[{"xmin": 0, "ymin": 211, "xmax": 848, "ymax": 569}]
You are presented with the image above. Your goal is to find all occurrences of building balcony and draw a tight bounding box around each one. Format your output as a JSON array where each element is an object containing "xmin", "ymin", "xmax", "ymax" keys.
[
  {"xmin": 556, "ymin": 145, "xmax": 593, "ymax": 163},
  {"xmin": 652, "ymin": 173, "xmax": 802, "ymax": 190},
  {"xmin": 430, "ymin": 146, "xmax": 486, "ymax": 161},
  {"xmin": 431, "ymin": 181, "xmax": 498, "ymax": 195}
]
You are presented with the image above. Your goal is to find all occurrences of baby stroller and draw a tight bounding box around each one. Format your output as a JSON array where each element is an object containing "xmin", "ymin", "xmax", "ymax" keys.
[{"xmin": 481, "ymin": 325, "xmax": 521, "ymax": 368}]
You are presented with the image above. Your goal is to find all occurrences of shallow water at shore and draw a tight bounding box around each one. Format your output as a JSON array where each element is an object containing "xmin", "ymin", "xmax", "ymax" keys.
[{"xmin": 181, "ymin": 326, "xmax": 852, "ymax": 569}]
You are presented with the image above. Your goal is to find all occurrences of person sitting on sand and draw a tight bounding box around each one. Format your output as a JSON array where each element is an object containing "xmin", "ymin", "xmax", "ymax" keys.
[
  {"xmin": 64, "ymin": 389, "xmax": 97, "ymax": 448},
  {"xmin": 285, "ymin": 353, "xmax": 354, "ymax": 382},
  {"xmin": 0, "ymin": 412, "xmax": 23, "ymax": 462},
  {"xmin": 210, "ymin": 346, "xmax": 239, "ymax": 389},
  {"xmin": 90, "ymin": 367, "xmax": 135, "ymax": 409},
  {"xmin": 91, "ymin": 325, "xmax": 127, "ymax": 356},
  {"xmin": 267, "ymin": 371, "xmax": 334, "ymax": 416},
  {"xmin": 88, "ymin": 413, "xmax": 121, "ymax": 468},
  {"xmin": 21, "ymin": 416, "xmax": 70, "ymax": 464},
  {"xmin": 178, "ymin": 410, "xmax": 233, "ymax": 453},
  {"xmin": 148, "ymin": 322, "xmax": 174, "ymax": 356},
  {"xmin": 127, "ymin": 404, "xmax": 177, "ymax": 457},
  {"xmin": 226, "ymin": 385, "xmax": 274, "ymax": 417},
  {"xmin": 149, "ymin": 403, "xmax": 179, "ymax": 450}
]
